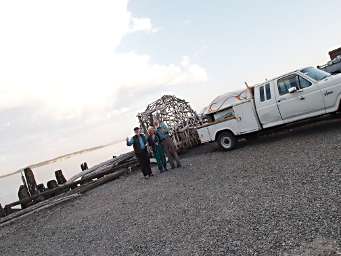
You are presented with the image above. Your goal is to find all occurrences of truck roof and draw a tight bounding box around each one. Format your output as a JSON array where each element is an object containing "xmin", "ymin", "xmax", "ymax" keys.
[{"xmin": 253, "ymin": 67, "xmax": 312, "ymax": 88}]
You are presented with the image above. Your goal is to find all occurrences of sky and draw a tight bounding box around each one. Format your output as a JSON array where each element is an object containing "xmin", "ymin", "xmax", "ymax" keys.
[{"xmin": 0, "ymin": 0, "xmax": 340, "ymax": 174}]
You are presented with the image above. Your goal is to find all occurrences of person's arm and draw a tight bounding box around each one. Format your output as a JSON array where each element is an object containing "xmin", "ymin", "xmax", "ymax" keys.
[{"xmin": 126, "ymin": 137, "xmax": 133, "ymax": 146}]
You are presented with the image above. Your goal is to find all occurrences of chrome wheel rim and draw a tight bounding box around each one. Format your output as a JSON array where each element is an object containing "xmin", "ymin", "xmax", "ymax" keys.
[{"xmin": 221, "ymin": 136, "xmax": 231, "ymax": 149}]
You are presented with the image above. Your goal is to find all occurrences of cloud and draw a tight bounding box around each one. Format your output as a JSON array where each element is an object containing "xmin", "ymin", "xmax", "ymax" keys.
[
  {"xmin": 0, "ymin": 0, "xmax": 206, "ymax": 121},
  {"xmin": 129, "ymin": 16, "xmax": 158, "ymax": 33}
]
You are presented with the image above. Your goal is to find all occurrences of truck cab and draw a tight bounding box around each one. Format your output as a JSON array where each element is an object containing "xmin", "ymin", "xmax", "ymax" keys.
[{"xmin": 254, "ymin": 67, "xmax": 341, "ymax": 128}]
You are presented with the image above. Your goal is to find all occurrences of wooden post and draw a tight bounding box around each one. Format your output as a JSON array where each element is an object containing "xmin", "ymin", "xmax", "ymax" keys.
[
  {"xmin": 18, "ymin": 185, "xmax": 33, "ymax": 209},
  {"xmin": 55, "ymin": 170, "xmax": 67, "ymax": 185},
  {"xmin": 24, "ymin": 168, "xmax": 38, "ymax": 196},
  {"xmin": 47, "ymin": 180, "xmax": 58, "ymax": 190},
  {"xmin": 0, "ymin": 204, "xmax": 5, "ymax": 218},
  {"xmin": 37, "ymin": 183, "xmax": 46, "ymax": 193},
  {"xmin": 46, "ymin": 180, "xmax": 58, "ymax": 198}
]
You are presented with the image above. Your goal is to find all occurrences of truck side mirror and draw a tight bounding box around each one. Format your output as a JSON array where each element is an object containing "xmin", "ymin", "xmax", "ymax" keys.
[{"xmin": 288, "ymin": 87, "xmax": 297, "ymax": 93}]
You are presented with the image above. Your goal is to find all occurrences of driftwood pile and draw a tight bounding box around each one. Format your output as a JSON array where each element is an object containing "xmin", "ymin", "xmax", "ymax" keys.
[
  {"xmin": 137, "ymin": 95, "xmax": 201, "ymax": 152},
  {"xmin": 0, "ymin": 151, "xmax": 138, "ymax": 225}
]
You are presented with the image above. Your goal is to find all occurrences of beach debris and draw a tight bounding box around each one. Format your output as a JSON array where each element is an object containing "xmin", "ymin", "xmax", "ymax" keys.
[
  {"xmin": 81, "ymin": 162, "xmax": 89, "ymax": 171},
  {"xmin": 137, "ymin": 95, "xmax": 201, "ymax": 152},
  {"xmin": 55, "ymin": 170, "xmax": 67, "ymax": 185},
  {"xmin": 17, "ymin": 185, "xmax": 33, "ymax": 209},
  {"xmin": 37, "ymin": 183, "xmax": 46, "ymax": 193},
  {"xmin": 0, "ymin": 151, "xmax": 140, "ymax": 223},
  {"xmin": 0, "ymin": 193, "xmax": 81, "ymax": 227},
  {"xmin": 23, "ymin": 168, "xmax": 38, "ymax": 197},
  {"xmin": 0, "ymin": 204, "xmax": 5, "ymax": 218}
]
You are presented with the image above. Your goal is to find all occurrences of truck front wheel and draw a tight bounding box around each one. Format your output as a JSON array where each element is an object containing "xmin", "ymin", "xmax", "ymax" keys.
[{"xmin": 216, "ymin": 131, "xmax": 236, "ymax": 151}]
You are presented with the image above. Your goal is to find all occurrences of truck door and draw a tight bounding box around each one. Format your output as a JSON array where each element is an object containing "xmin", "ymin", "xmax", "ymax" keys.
[
  {"xmin": 255, "ymin": 82, "xmax": 283, "ymax": 128},
  {"xmin": 234, "ymin": 100, "xmax": 261, "ymax": 133},
  {"xmin": 276, "ymin": 74, "xmax": 325, "ymax": 121}
]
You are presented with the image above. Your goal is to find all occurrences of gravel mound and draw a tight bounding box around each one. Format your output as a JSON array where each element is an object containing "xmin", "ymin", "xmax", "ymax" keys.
[{"xmin": 0, "ymin": 117, "xmax": 340, "ymax": 255}]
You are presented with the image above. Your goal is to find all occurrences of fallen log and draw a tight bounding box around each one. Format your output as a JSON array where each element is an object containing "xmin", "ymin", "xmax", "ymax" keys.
[
  {"xmin": 1, "ymin": 151, "xmax": 139, "ymax": 219},
  {"xmin": 0, "ymin": 194, "xmax": 81, "ymax": 227},
  {"xmin": 67, "ymin": 151, "xmax": 137, "ymax": 183},
  {"xmin": 79, "ymin": 169, "xmax": 127, "ymax": 194}
]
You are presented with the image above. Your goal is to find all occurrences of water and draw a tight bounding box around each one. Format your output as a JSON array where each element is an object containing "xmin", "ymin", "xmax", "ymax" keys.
[{"xmin": 0, "ymin": 141, "xmax": 129, "ymax": 205}]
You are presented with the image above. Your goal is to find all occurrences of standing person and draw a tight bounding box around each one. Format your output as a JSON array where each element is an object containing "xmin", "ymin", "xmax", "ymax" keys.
[
  {"xmin": 126, "ymin": 127, "xmax": 153, "ymax": 179},
  {"xmin": 147, "ymin": 126, "xmax": 168, "ymax": 173},
  {"xmin": 153, "ymin": 120, "xmax": 182, "ymax": 169}
]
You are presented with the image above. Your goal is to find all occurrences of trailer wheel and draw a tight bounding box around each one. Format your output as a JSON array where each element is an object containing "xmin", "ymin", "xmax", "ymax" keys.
[{"xmin": 217, "ymin": 131, "xmax": 236, "ymax": 151}]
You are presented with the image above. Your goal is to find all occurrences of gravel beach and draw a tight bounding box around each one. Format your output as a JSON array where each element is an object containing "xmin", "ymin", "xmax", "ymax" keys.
[{"xmin": 0, "ymin": 117, "xmax": 340, "ymax": 256}]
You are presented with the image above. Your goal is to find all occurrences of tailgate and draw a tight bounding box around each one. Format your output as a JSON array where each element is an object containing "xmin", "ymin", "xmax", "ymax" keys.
[{"xmin": 197, "ymin": 127, "xmax": 211, "ymax": 143}]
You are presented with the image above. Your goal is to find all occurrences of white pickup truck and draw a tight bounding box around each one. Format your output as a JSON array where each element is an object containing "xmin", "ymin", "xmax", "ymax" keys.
[{"xmin": 197, "ymin": 67, "xmax": 341, "ymax": 150}]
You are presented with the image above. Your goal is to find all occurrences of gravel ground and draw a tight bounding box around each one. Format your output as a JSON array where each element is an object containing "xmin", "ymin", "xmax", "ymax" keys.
[{"xmin": 0, "ymin": 117, "xmax": 340, "ymax": 256}]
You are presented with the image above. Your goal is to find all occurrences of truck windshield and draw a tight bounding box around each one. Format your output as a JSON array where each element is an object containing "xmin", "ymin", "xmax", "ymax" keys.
[{"xmin": 300, "ymin": 67, "xmax": 331, "ymax": 81}]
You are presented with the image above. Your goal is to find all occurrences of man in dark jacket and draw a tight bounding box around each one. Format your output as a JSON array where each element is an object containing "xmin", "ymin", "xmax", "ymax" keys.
[{"xmin": 126, "ymin": 127, "xmax": 153, "ymax": 179}]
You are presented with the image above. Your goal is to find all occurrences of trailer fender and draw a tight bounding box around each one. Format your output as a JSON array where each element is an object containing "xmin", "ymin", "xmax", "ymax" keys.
[{"xmin": 214, "ymin": 129, "xmax": 236, "ymax": 141}]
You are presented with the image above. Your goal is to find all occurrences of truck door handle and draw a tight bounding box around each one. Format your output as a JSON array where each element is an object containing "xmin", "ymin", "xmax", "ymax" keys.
[
  {"xmin": 325, "ymin": 90, "xmax": 334, "ymax": 96},
  {"xmin": 299, "ymin": 96, "xmax": 305, "ymax": 100}
]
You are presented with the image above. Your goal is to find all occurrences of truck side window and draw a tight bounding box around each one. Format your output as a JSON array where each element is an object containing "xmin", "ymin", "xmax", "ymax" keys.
[
  {"xmin": 277, "ymin": 76, "xmax": 299, "ymax": 95},
  {"xmin": 265, "ymin": 84, "xmax": 271, "ymax": 100},
  {"xmin": 259, "ymin": 86, "xmax": 265, "ymax": 102},
  {"xmin": 298, "ymin": 76, "xmax": 312, "ymax": 89}
]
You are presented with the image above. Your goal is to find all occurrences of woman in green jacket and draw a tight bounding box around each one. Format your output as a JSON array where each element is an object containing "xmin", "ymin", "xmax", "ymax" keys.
[{"xmin": 147, "ymin": 126, "xmax": 168, "ymax": 173}]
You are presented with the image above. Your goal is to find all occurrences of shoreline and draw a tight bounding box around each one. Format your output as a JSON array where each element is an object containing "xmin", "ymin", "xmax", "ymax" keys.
[{"xmin": 0, "ymin": 139, "xmax": 125, "ymax": 179}]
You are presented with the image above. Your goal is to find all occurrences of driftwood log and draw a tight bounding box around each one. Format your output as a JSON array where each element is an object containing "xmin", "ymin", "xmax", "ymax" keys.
[
  {"xmin": 67, "ymin": 151, "xmax": 137, "ymax": 183},
  {"xmin": 1, "ymin": 151, "xmax": 139, "ymax": 220},
  {"xmin": 0, "ymin": 194, "xmax": 81, "ymax": 227}
]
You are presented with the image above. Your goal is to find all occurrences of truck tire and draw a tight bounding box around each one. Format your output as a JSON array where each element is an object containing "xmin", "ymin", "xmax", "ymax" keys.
[{"xmin": 217, "ymin": 131, "xmax": 236, "ymax": 151}]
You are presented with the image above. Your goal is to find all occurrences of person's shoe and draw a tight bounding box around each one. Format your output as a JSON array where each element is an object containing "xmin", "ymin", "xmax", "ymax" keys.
[
  {"xmin": 164, "ymin": 168, "xmax": 169, "ymax": 172},
  {"xmin": 149, "ymin": 173, "xmax": 154, "ymax": 177},
  {"xmin": 144, "ymin": 175, "xmax": 149, "ymax": 179}
]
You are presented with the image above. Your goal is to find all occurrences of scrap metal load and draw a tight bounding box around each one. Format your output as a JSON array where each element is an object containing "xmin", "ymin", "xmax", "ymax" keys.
[
  {"xmin": 137, "ymin": 95, "xmax": 201, "ymax": 152},
  {"xmin": 318, "ymin": 47, "xmax": 341, "ymax": 75},
  {"xmin": 201, "ymin": 87, "xmax": 253, "ymax": 124}
]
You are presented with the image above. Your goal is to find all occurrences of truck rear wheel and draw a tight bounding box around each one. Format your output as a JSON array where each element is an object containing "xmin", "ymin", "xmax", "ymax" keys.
[{"xmin": 217, "ymin": 131, "xmax": 236, "ymax": 151}]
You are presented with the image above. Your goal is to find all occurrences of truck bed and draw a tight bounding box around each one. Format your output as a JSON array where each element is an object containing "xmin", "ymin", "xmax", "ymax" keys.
[{"xmin": 197, "ymin": 100, "xmax": 261, "ymax": 143}]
